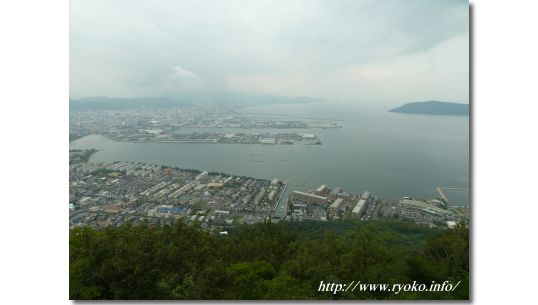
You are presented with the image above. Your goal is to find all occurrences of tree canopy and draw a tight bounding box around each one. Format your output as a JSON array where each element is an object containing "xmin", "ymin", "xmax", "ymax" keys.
[{"xmin": 70, "ymin": 220, "xmax": 469, "ymax": 300}]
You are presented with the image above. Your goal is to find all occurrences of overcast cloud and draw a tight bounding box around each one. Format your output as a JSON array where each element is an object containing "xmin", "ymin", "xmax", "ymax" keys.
[{"xmin": 70, "ymin": 0, "xmax": 469, "ymax": 104}]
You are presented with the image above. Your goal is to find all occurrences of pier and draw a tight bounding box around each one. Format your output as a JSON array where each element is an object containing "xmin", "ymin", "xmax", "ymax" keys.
[{"xmin": 436, "ymin": 187, "xmax": 470, "ymax": 202}]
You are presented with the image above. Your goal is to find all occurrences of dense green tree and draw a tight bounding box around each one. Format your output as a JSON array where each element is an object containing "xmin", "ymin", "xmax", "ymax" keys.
[{"xmin": 70, "ymin": 220, "xmax": 469, "ymax": 300}]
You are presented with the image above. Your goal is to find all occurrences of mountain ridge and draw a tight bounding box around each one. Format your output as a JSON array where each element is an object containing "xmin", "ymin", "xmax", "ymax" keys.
[{"xmin": 389, "ymin": 101, "xmax": 469, "ymax": 115}]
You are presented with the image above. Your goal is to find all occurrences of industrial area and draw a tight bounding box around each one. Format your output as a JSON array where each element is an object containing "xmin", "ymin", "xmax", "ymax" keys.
[{"xmin": 69, "ymin": 106, "xmax": 337, "ymax": 144}]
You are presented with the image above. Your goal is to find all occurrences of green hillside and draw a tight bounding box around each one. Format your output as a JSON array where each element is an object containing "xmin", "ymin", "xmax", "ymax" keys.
[{"xmin": 70, "ymin": 220, "xmax": 469, "ymax": 300}]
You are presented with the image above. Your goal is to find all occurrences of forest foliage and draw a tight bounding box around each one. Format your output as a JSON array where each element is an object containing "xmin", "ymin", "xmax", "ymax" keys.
[{"xmin": 70, "ymin": 220, "xmax": 469, "ymax": 300}]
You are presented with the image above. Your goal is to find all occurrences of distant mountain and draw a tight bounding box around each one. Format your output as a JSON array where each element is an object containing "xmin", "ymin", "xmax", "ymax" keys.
[
  {"xmin": 69, "ymin": 97, "xmax": 191, "ymax": 111},
  {"xmin": 389, "ymin": 101, "xmax": 469, "ymax": 115},
  {"xmin": 70, "ymin": 92, "xmax": 326, "ymax": 111}
]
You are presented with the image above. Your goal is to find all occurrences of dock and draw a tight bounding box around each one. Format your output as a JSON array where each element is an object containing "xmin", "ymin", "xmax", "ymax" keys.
[{"xmin": 436, "ymin": 186, "xmax": 470, "ymax": 203}]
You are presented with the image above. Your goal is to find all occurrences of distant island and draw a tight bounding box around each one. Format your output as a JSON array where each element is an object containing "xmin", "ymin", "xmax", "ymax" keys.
[{"xmin": 389, "ymin": 101, "xmax": 469, "ymax": 115}]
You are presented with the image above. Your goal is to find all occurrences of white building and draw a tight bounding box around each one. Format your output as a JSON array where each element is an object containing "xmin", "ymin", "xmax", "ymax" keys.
[
  {"xmin": 260, "ymin": 138, "xmax": 276, "ymax": 144},
  {"xmin": 330, "ymin": 198, "xmax": 344, "ymax": 215},
  {"xmin": 195, "ymin": 171, "xmax": 209, "ymax": 181},
  {"xmin": 351, "ymin": 198, "xmax": 368, "ymax": 218}
]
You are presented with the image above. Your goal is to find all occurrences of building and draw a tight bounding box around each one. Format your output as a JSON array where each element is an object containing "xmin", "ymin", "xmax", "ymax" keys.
[
  {"xmin": 156, "ymin": 205, "xmax": 185, "ymax": 214},
  {"xmin": 206, "ymin": 182, "xmax": 224, "ymax": 188},
  {"xmin": 315, "ymin": 185, "xmax": 328, "ymax": 195},
  {"xmin": 268, "ymin": 190, "xmax": 277, "ymax": 201},
  {"xmin": 260, "ymin": 138, "xmax": 276, "ymax": 144},
  {"xmin": 292, "ymin": 203, "xmax": 307, "ymax": 217},
  {"xmin": 289, "ymin": 191, "xmax": 328, "ymax": 206},
  {"xmin": 104, "ymin": 203, "xmax": 122, "ymax": 213},
  {"xmin": 292, "ymin": 203, "xmax": 308, "ymax": 209},
  {"xmin": 351, "ymin": 198, "xmax": 368, "ymax": 219},
  {"xmin": 329, "ymin": 187, "xmax": 343, "ymax": 200},
  {"xmin": 336, "ymin": 192, "xmax": 351, "ymax": 200},
  {"xmin": 254, "ymin": 188, "xmax": 266, "ymax": 205},
  {"xmin": 195, "ymin": 171, "xmax": 209, "ymax": 181},
  {"xmin": 242, "ymin": 194, "xmax": 252, "ymax": 204},
  {"xmin": 329, "ymin": 198, "xmax": 344, "ymax": 215},
  {"xmin": 361, "ymin": 191, "xmax": 371, "ymax": 200},
  {"xmin": 78, "ymin": 196, "xmax": 91, "ymax": 206},
  {"xmin": 428, "ymin": 199, "xmax": 446, "ymax": 208},
  {"xmin": 145, "ymin": 129, "xmax": 163, "ymax": 134},
  {"xmin": 400, "ymin": 199, "xmax": 451, "ymax": 217}
]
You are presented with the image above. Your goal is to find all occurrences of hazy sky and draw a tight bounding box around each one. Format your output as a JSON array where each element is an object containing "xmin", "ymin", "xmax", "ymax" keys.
[{"xmin": 70, "ymin": 0, "xmax": 469, "ymax": 104}]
